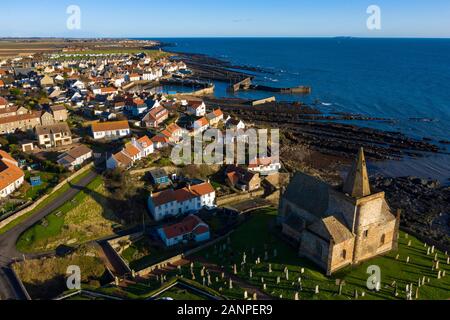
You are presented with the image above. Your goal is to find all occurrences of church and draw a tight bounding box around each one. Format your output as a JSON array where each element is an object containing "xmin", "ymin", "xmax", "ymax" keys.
[{"xmin": 278, "ymin": 148, "xmax": 399, "ymax": 275}]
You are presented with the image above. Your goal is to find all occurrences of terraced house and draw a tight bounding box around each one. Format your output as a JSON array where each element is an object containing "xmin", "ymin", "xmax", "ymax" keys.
[
  {"xmin": 106, "ymin": 135, "xmax": 154, "ymax": 170},
  {"xmin": 148, "ymin": 182, "xmax": 216, "ymax": 221},
  {"xmin": 0, "ymin": 105, "xmax": 67, "ymax": 135},
  {"xmin": 0, "ymin": 150, "xmax": 24, "ymax": 198}
]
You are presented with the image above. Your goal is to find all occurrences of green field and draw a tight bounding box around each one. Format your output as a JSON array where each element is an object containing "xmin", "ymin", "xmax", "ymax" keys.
[
  {"xmin": 16, "ymin": 175, "xmax": 121, "ymax": 253},
  {"xmin": 52, "ymin": 49, "xmax": 171, "ymax": 61}
]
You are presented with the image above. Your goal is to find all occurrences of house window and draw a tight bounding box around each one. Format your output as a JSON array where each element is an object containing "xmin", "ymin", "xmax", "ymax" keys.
[
  {"xmin": 341, "ymin": 249, "xmax": 347, "ymax": 260},
  {"xmin": 380, "ymin": 234, "xmax": 386, "ymax": 246},
  {"xmin": 363, "ymin": 230, "xmax": 369, "ymax": 238}
]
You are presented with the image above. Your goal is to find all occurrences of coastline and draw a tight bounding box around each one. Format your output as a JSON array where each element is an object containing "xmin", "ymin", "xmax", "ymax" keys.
[{"xmin": 161, "ymin": 40, "xmax": 450, "ymax": 184}]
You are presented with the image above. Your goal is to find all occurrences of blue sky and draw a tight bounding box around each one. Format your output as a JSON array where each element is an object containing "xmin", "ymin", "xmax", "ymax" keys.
[{"xmin": 1, "ymin": 0, "xmax": 450, "ymax": 38}]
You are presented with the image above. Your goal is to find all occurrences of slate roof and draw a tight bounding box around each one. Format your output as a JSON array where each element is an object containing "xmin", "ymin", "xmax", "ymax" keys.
[{"xmin": 282, "ymin": 172, "xmax": 330, "ymax": 219}]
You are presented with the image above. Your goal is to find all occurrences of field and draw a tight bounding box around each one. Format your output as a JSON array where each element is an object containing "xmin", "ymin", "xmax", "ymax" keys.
[
  {"xmin": 121, "ymin": 237, "xmax": 180, "ymax": 271},
  {"xmin": 51, "ymin": 49, "xmax": 171, "ymax": 61},
  {"xmin": 16, "ymin": 175, "xmax": 121, "ymax": 253},
  {"xmin": 12, "ymin": 246, "xmax": 108, "ymax": 299}
]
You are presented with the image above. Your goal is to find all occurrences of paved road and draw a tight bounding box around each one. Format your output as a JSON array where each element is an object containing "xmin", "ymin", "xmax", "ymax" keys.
[{"xmin": 0, "ymin": 170, "xmax": 98, "ymax": 300}]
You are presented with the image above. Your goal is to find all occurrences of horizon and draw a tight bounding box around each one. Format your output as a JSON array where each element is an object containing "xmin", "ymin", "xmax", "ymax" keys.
[
  {"xmin": 2, "ymin": 36, "xmax": 450, "ymax": 40},
  {"xmin": 1, "ymin": 0, "xmax": 450, "ymax": 38}
]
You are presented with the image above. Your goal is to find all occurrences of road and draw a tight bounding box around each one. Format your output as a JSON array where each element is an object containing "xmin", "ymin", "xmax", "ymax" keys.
[{"xmin": 0, "ymin": 170, "xmax": 98, "ymax": 300}]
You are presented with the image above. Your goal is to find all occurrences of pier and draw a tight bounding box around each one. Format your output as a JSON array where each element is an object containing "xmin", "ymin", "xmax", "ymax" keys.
[{"xmin": 228, "ymin": 77, "xmax": 311, "ymax": 94}]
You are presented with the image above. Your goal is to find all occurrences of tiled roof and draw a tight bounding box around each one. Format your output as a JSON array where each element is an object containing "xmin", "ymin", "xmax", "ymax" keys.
[
  {"xmin": 195, "ymin": 117, "xmax": 209, "ymax": 127},
  {"xmin": 161, "ymin": 215, "xmax": 209, "ymax": 240},
  {"xmin": 137, "ymin": 135, "xmax": 152, "ymax": 148},
  {"xmin": 113, "ymin": 151, "xmax": 133, "ymax": 167},
  {"xmin": 65, "ymin": 145, "xmax": 92, "ymax": 159},
  {"xmin": 0, "ymin": 151, "xmax": 24, "ymax": 191},
  {"xmin": 91, "ymin": 120, "xmax": 129, "ymax": 132},
  {"xmin": 123, "ymin": 143, "xmax": 141, "ymax": 158}
]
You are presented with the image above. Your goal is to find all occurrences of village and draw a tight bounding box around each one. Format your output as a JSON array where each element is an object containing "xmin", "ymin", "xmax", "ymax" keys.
[{"xmin": 0, "ymin": 41, "xmax": 449, "ymax": 301}]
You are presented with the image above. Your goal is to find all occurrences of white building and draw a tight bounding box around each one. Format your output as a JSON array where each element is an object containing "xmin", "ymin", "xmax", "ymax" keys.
[
  {"xmin": 57, "ymin": 145, "xmax": 93, "ymax": 171},
  {"xmin": 0, "ymin": 150, "xmax": 24, "ymax": 198},
  {"xmin": 90, "ymin": 120, "xmax": 130, "ymax": 140},
  {"xmin": 187, "ymin": 101, "xmax": 206, "ymax": 117},
  {"xmin": 148, "ymin": 182, "xmax": 216, "ymax": 221},
  {"xmin": 106, "ymin": 135, "xmax": 154, "ymax": 170},
  {"xmin": 248, "ymin": 157, "xmax": 282, "ymax": 176}
]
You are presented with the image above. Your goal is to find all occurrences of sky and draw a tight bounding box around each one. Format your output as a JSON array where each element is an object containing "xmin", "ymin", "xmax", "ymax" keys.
[{"xmin": 1, "ymin": 0, "xmax": 450, "ymax": 38}]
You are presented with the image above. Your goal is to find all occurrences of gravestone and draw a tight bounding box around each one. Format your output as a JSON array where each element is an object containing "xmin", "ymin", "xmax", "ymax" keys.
[{"xmin": 295, "ymin": 292, "xmax": 299, "ymax": 300}]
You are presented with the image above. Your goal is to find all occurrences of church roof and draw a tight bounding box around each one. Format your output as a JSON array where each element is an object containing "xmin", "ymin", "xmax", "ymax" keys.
[
  {"xmin": 282, "ymin": 172, "xmax": 330, "ymax": 219},
  {"xmin": 343, "ymin": 148, "xmax": 371, "ymax": 198}
]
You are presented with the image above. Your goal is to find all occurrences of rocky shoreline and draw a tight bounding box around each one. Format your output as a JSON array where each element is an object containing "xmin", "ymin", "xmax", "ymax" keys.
[
  {"xmin": 168, "ymin": 47, "xmax": 449, "ymax": 250},
  {"xmin": 373, "ymin": 176, "xmax": 450, "ymax": 252}
]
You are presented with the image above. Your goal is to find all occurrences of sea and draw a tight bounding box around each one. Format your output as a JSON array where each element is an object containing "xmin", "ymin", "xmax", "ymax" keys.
[{"xmin": 152, "ymin": 38, "xmax": 450, "ymax": 183}]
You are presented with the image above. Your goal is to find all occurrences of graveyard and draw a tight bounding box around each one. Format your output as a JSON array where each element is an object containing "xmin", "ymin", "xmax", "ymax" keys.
[{"xmin": 89, "ymin": 207, "xmax": 450, "ymax": 300}]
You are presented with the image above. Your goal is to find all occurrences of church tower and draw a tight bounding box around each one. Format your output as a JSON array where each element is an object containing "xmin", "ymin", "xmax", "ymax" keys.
[{"xmin": 343, "ymin": 148, "xmax": 371, "ymax": 198}]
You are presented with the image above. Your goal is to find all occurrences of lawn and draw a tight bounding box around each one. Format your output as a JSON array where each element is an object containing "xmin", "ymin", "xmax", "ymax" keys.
[
  {"xmin": 0, "ymin": 169, "xmax": 94, "ymax": 235},
  {"xmin": 22, "ymin": 171, "xmax": 62, "ymax": 201},
  {"xmin": 12, "ymin": 245, "xmax": 109, "ymax": 300},
  {"xmin": 16, "ymin": 175, "xmax": 121, "ymax": 253},
  {"xmin": 186, "ymin": 208, "xmax": 450, "ymax": 300}
]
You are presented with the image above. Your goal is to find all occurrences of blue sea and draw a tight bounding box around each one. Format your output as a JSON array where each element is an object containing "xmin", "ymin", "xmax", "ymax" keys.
[{"xmin": 154, "ymin": 38, "xmax": 450, "ymax": 181}]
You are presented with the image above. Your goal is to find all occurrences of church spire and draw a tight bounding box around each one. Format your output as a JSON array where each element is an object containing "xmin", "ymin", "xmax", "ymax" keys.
[{"xmin": 343, "ymin": 147, "xmax": 371, "ymax": 198}]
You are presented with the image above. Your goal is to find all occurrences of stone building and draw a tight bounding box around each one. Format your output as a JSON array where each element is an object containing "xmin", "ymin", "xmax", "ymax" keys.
[
  {"xmin": 35, "ymin": 122, "xmax": 72, "ymax": 148},
  {"xmin": 278, "ymin": 148, "xmax": 399, "ymax": 275}
]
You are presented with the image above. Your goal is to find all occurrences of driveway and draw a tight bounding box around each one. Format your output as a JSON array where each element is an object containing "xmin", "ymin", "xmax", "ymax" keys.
[{"xmin": 0, "ymin": 170, "xmax": 98, "ymax": 300}]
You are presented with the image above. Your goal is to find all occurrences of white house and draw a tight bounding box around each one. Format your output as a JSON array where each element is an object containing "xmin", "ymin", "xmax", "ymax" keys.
[
  {"xmin": 57, "ymin": 145, "xmax": 93, "ymax": 171},
  {"xmin": 106, "ymin": 135, "xmax": 154, "ymax": 170},
  {"xmin": 148, "ymin": 182, "xmax": 216, "ymax": 221},
  {"xmin": 143, "ymin": 68, "xmax": 163, "ymax": 81},
  {"xmin": 187, "ymin": 101, "xmax": 206, "ymax": 117},
  {"xmin": 92, "ymin": 87, "xmax": 118, "ymax": 96},
  {"xmin": 192, "ymin": 117, "xmax": 209, "ymax": 135},
  {"xmin": 248, "ymin": 157, "xmax": 282, "ymax": 176},
  {"xmin": 91, "ymin": 120, "xmax": 130, "ymax": 140},
  {"xmin": 0, "ymin": 150, "xmax": 25, "ymax": 198}
]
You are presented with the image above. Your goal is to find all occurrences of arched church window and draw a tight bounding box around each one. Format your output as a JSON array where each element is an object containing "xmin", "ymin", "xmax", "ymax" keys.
[{"xmin": 380, "ymin": 234, "xmax": 386, "ymax": 246}]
